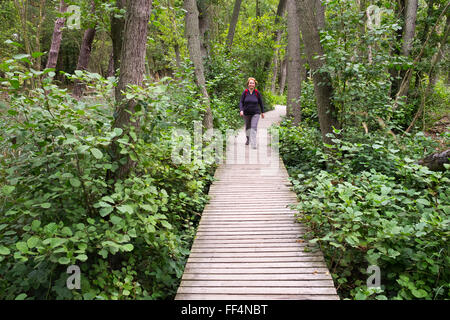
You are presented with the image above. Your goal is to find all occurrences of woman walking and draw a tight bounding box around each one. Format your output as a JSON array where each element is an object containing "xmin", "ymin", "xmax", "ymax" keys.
[{"xmin": 239, "ymin": 77, "xmax": 265, "ymax": 149}]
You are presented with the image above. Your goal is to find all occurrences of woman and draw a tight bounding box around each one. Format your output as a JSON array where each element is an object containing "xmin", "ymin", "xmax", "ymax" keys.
[{"xmin": 239, "ymin": 77, "xmax": 265, "ymax": 149}]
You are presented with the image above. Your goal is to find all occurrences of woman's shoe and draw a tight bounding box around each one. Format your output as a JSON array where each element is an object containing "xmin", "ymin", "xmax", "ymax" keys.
[{"xmin": 245, "ymin": 137, "xmax": 249, "ymax": 145}]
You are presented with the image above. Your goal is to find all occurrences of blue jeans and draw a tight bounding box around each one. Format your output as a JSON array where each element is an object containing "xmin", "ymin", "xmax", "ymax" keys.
[{"xmin": 244, "ymin": 114, "xmax": 260, "ymax": 148}]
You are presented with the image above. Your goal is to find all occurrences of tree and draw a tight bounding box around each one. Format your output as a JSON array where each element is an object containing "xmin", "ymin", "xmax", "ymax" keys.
[
  {"xmin": 110, "ymin": 0, "xmax": 126, "ymax": 77},
  {"xmin": 395, "ymin": 0, "xmax": 418, "ymax": 99},
  {"xmin": 73, "ymin": 0, "xmax": 97, "ymax": 99},
  {"xmin": 286, "ymin": 0, "xmax": 302, "ymax": 125},
  {"xmin": 268, "ymin": 0, "xmax": 287, "ymax": 93},
  {"xmin": 184, "ymin": 0, "xmax": 213, "ymax": 130},
  {"xmin": 262, "ymin": 0, "xmax": 286, "ymax": 90},
  {"xmin": 226, "ymin": 0, "xmax": 242, "ymax": 50},
  {"xmin": 111, "ymin": 0, "xmax": 153, "ymax": 180},
  {"xmin": 296, "ymin": 0, "xmax": 340, "ymax": 144},
  {"xmin": 197, "ymin": 0, "xmax": 211, "ymax": 58},
  {"xmin": 401, "ymin": 0, "xmax": 419, "ymax": 57},
  {"xmin": 46, "ymin": 0, "xmax": 68, "ymax": 70}
]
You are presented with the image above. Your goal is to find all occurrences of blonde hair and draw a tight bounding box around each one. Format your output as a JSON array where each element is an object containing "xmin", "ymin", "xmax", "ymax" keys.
[{"xmin": 247, "ymin": 77, "xmax": 258, "ymax": 87}]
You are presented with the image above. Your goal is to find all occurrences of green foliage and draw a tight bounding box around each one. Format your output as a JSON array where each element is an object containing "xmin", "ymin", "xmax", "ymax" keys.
[
  {"xmin": 277, "ymin": 120, "xmax": 450, "ymax": 300},
  {"xmin": 228, "ymin": 14, "xmax": 277, "ymax": 90},
  {"xmin": 0, "ymin": 58, "xmax": 216, "ymax": 299}
]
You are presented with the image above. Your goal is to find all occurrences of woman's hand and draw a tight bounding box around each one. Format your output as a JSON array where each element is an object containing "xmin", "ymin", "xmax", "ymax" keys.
[
  {"xmin": 240, "ymin": 111, "xmax": 244, "ymax": 117},
  {"xmin": 261, "ymin": 113, "xmax": 265, "ymax": 119}
]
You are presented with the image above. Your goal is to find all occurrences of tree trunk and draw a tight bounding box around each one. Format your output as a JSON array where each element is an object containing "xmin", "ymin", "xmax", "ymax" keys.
[
  {"xmin": 296, "ymin": 0, "xmax": 340, "ymax": 144},
  {"xmin": 46, "ymin": 0, "xmax": 68, "ymax": 70},
  {"xmin": 112, "ymin": 0, "xmax": 153, "ymax": 180},
  {"xmin": 261, "ymin": 0, "xmax": 287, "ymax": 89},
  {"xmin": 402, "ymin": 0, "xmax": 419, "ymax": 57},
  {"xmin": 111, "ymin": 0, "xmax": 127, "ymax": 76},
  {"xmin": 418, "ymin": 149, "xmax": 450, "ymax": 171},
  {"xmin": 269, "ymin": 50, "xmax": 280, "ymax": 94},
  {"xmin": 268, "ymin": 0, "xmax": 287, "ymax": 92},
  {"xmin": 73, "ymin": 1, "xmax": 97, "ymax": 100},
  {"xmin": 107, "ymin": 51, "xmax": 115, "ymax": 77},
  {"xmin": 315, "ymin": 0, "xmax": 325, "ymax": 30},
  {"xmin": 184, "ymin": 0, "xmax": 213, "ymax": 129},
  {"xmin": 279, "ymin": 56, "xmax": 287, "ymax": 95},
  {"xmin": 197, "ymin": 0, "xmax": 210, "ymax": 59},
  {"xmin": 286, "ymin": 0, "xmax": 302, "ymax": 124},
  {"xmin": 389, "ymin": 0, "xmax": 406, "ymax": 97},
  {"xmin": 226, "ymin": 0, "xmax": 242, "ymax": 50},
  {"xmin": 35, "ymin": 0, "xmax": 46, "ymax": 71}
]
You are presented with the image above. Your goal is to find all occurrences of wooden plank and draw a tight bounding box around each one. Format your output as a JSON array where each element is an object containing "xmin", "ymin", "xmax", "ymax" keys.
[
  {"xmin": 180, "ymin": 280, "xmax": 335, "ymax": 287},
  {"xmin": 195, "ymin": 230, "xmax": 303, "ymax": 236},
  {"xmin": 195, "ymin": 234, "xmax": 301, "ymax": 239},
  {"xmin": 184, "ymin": 262, "xmax": 328, "ymax": 268},
  {"xmin": 188, "ymin": 251, "xmax": 322, "ymax": 258},
  {"xmin": 196, "ymin": 225, "xmax": 303, "ymax": 230},
  {"xmin": 200, "ymin": 217, "xmax": 296, "ymax": 221},
  {"xmin": 177, "ymin": 287, "xmax": 337, "ymax": 295},
  {"xmin": 186, "ymin": 257, "xmax": 325, "ymax": 263},
  {"xmin": 181, "ymin": 273, "xmax": 332, "ymax": 281},
  {"xmin": 191, "ymin": 246, "xmax": 312, "ymax": 255},
  {"xmin": 175, "ymin": 294, "xmax": 339, "ymax": 300},
  {"xmin": 197, "ymin": 221, "xmax": 298, "ymax": 227},
  {"xmin": 182, "ymin": 268, "xmax": 331, "ymax": 274},
  {"xmin": 192, "ymin": 240, "xmax": 310, "ymax": 246}
]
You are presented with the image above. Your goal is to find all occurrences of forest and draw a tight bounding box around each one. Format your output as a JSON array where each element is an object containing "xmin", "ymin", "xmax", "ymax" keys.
[{"xmin": 0, "ymin": 0, "xmax": 448, "ymax": 300}]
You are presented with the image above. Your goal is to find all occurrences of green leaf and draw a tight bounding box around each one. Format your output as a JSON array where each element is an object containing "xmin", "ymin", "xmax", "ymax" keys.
[
  {"xmin": 355, "ymin": 292, "xmax": 367, "ymax": 300},
  {"xmin": 61, "ymin": 227, "xmax": 73, "ymax": 236},
  {"xmin": 113, "ymin": 128, "xmax": 123, "ymax": 136},
  {"xmin": 9, "ymin": 79, "xmax": 20, "ymax": 89},
  {"xmin": 122, "ymin": 244, "xmax": 134, "ymax": 252},
  {"xmin": 76, "ymin": 254, "xmax": 88, "ymax": 262},
  {"xmin": 122, "ymin": 289, "xmax": 130, "ymax": 296},
  {"xmin": 15, "ymin": 293, "xmax": 27, "ymax": 300},
  {"xmin": 27, "ymin": 237, "xmax": 39, "ymax": 249},
  {"xmin": 58, "ymin": 257, "xmax": 71, "ymax": 265},
  {"xmin": 70, "ymin": 178, "xmax": 81, "ymax": 188},
  {"xmin": 40, "ymin": 202, "xmax": 51, "ymax": 209},
  {"xmin": 99, "ymin": 249, "xmax": 108, "ymax": 258},
  {"xmin": 49, "ymin": 238, "xmax": 66, "ymax": 248},
  {"xmin": 31, "ymin": 220, "xmax": 41, "ymax": 231},
  {"xmin": 16, "ymin": 242, "xmax": 28, "ymax": 253},
  {"xmin": 101, "ymin": 196, "xmax": 115, "ymax": 204},
  {"xmin": 100, "ymin": 206, "xmax": 114, "ymax": 217},
  {"xmin": 31, "ymin": 52, "xmax": 45, "ymax": 59},
  {"xmin": 161, "ymin": 220, "xmax": 172, "ymax": 229},
  {"xmin": 0, "ymin": 246, "xmax": 11, "ymax": 255},
  {"xmin": 90, "ymin": 148, "xmax": 103, "ymax": 159},
  {"xmin": 117, "ymin": 205, "xmax": 133, "ymax": 214},
  {"xmin": 63, "ymin": 137, "xmax": 78, "ymax": 145},
  {"xmin": 1, "ymin": 185, "xmax": 15, "ymax": 195},
  {"xmin": 110, "ymin": 215, "xmax": 122, "ymax": 225},
  {"xmin": 13, "ymin": 54, "xmax": 30, "ymax": 60},
  {"xmin": 411, "ymin": 289, "xmax": 428, "ymax": 298},
  {"xmin": 416, "ymin": 198, "xmax": 430, "ymax": 206}
]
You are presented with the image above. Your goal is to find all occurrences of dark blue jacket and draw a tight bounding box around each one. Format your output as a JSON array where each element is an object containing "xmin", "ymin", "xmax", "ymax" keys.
[{"xmin": 239, "ymin": 89, "xmax": 265, "ymax": 115}]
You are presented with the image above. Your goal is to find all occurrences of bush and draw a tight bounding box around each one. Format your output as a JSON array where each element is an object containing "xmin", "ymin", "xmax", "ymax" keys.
[
  {"xmin": 0, "ymin": 60, "xmax": 217, "ymax": 299},
  {"xmin": 277, "ymin": 121, "xmax": 450, "ymax": 300}
]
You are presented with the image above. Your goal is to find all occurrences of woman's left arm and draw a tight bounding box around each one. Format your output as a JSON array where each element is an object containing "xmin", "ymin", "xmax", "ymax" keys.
[{"xmin": 258, "ymin": 92, "xmax": 265, "ymax": 118}]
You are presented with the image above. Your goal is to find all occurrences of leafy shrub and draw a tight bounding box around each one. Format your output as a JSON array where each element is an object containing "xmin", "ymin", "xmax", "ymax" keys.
[
  {"xmin": 0, "ymin": 59, "xmax": 216, "ymax": 299},
  {"xmin": 277, "ymin": 120, "xmax": 450, "ymax": 300}
]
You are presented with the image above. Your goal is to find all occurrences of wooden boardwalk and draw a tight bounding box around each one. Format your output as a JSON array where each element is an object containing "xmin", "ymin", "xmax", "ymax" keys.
[{"xmin": 175, "ymin": 105, "xmax": 339, "ymax": 300}]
